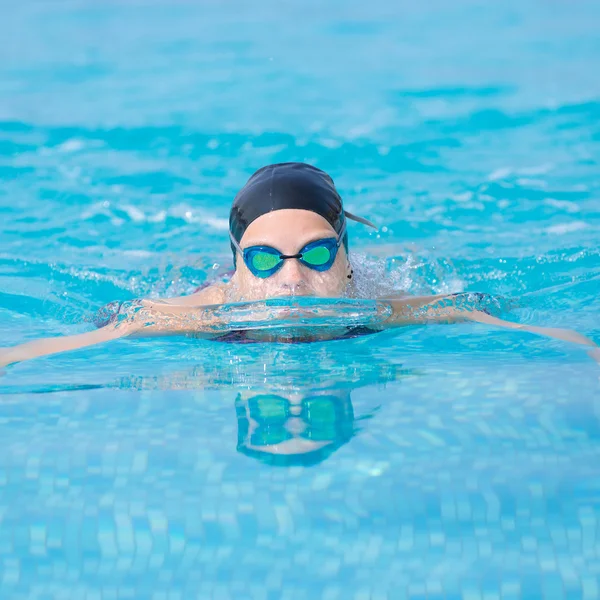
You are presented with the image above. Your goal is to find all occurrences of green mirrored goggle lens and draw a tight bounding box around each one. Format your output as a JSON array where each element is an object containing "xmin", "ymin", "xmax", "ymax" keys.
[
  {"xmin": 301, "ymin": 245, "xmax": 332, "ymax": 266},
  {"xmin": 251, "ymin": 252, "xmax": 282, "ymax": 272},
  {"xmin": 241, "ymin": 236, "xmax": 340, "ymax": 278}
]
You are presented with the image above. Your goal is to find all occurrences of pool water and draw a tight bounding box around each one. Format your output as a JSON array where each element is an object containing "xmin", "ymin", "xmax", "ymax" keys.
[{"xmin": 1, "ymin": 0, "xmax": 600, "ymax": 598}]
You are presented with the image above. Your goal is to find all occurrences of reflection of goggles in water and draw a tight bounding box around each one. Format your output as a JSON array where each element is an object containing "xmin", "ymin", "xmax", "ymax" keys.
[
  {"xmin": 245, "ymin": 394, "xmax": 345, "ymax": 446},
  {"xmin": 229, "ymin": 221, "xmax": 346, "ymax": 279}
]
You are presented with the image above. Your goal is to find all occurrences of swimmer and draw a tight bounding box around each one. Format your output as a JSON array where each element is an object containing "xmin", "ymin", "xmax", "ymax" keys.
[{"xmin": 0, "ymin": 162, "xmax": 598, "ymax": 367}]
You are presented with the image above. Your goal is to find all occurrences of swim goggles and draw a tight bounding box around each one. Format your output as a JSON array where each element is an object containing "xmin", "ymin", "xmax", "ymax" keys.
[
  {"xmin": 246, "ymin": 394, "xmax": 341, "ymax": 446},
  {"xmin": 229, "ymin": 221, "xmax": 346, "ymax": 279}
]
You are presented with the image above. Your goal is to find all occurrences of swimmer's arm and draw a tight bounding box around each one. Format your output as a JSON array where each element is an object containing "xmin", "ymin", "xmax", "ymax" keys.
[
  {"xmin": 461, "ymin": 310, "xmax": 598, "ymax": 349},
  {"xmin": 0, "ymin": 302, "xmax": 225, "ymax": 368},
  {"xmin": 381, "ymin": 295, "xmax": 599, "ymax": 351},
  {"xmin": 0, "ymin": 320, "xmax": 139, "ymax": 368}
]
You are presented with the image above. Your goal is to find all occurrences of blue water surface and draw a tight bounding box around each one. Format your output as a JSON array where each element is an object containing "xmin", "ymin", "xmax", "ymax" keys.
[{"xmin": 1, "ymin": 0, "xmax": 600, "ymax": 598}]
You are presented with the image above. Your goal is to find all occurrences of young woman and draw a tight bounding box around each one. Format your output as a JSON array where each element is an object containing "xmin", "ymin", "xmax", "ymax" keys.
[{"xmin": 1, "ymin": 163, "xmax": 597, "ymax": 368}]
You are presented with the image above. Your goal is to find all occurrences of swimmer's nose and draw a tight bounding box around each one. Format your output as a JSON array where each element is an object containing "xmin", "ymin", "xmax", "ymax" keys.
[
  {"xmin": 274, "ymin": 259, "xmax": 310, "ymax": 296},
  {"xmin": 278, "ymin": 258, "xmax": 306, "ymax": 287}
]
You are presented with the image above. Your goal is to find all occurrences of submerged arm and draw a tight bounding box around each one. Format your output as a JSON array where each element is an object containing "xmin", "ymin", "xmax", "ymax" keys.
[
  {"xmin": 0, "ymin": 283, "xmax": 228, "ymax": 368},
  {"xmin": 382, "ymin": 294, "xmax": 598, "ymax": 351},
  {"xmin": 464, "ymin": 310, "xmax": 597, "ymax": 348},
  {"xmin": 0, "ymin": 299, "xmax": 226, "ymax": 368},
  {"xmin": 0, "ymin": 320, "xmax": 137, "ymax": 368}
]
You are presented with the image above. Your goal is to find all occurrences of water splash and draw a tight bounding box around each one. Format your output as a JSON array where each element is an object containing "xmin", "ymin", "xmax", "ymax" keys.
[
  {"xmin": 93, "ymin": 292, "xmax": 511, "ymax": 341},
  {"xmin": 197, "ymin": 297, "xmax": 393, "ymax": 332}
]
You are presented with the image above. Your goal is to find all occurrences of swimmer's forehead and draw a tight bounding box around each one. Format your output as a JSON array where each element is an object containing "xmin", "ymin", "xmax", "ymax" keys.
[{"xmin": 239, "ymin": 209, "xmax": 336, "ymax": 247}]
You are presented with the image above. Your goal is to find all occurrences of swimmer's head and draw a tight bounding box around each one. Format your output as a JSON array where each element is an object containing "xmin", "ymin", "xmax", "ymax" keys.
[{"xmin": 228, "ymin": 163, "xmax": 376, "ymax": 301}]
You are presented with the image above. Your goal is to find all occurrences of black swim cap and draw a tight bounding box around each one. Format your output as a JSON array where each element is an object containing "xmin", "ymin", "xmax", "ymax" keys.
[
  {"xmin": 229, "ymin": 162, "xmax": 344, "ymax": 240},
  {"xmin": 229, "ymin": 163, "xmax": 375, "ymax": 262}
]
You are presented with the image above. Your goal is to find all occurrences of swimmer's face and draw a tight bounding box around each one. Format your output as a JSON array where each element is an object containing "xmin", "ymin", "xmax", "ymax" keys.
[{"xmin": 231, "ymin": 209, "xmax": 349, "ymax": 301}]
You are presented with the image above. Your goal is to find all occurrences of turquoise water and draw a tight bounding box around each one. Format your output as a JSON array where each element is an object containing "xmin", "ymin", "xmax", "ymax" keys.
[{"xmin": 1, "ymin": 0, "xmax": 600, "ymax": 597}]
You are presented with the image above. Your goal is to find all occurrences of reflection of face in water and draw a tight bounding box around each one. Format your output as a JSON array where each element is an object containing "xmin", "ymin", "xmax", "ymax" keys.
[
  {"xmin": 106, "ymin": 342, "xmax": 412, "ymax": 466},
  {"xmin": 235, "ymin": 389, "xmax": 355, "ymax": 467}
]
